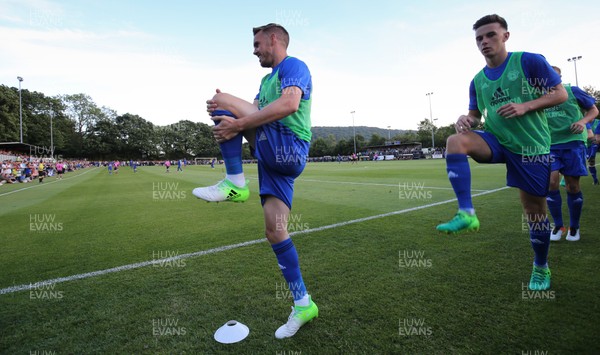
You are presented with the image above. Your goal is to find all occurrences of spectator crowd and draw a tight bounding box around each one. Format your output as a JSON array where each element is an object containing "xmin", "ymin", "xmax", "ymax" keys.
[{"xmin": 0, "ymin": 149, "xmax": 91, "ymax": 186}]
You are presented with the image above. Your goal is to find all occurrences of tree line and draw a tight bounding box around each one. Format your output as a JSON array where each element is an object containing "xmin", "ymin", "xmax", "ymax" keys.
[
  {"xmin": 2, "ymin": 84, "xmax": 598, "ymax": 160},
  {"xmin": 0, "ymin": 85, "xmax": 220, "ymax": 160}
]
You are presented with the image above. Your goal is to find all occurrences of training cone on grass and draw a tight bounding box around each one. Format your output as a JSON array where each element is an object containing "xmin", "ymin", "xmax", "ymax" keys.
[{"xmin": 214, "ymin": 320, "xmax": 249, "ymax": 344}]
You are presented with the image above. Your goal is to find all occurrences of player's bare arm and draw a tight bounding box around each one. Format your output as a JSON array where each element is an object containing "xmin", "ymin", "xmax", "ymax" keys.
[
  {"xmin": 212, "ymin": 86, "xmax": 302, "ymax": 142},
  {"xmin": 455, "ymin": 110, "xmax": 482, "ymax": 133},
  {"xmin": 497, "ymin": 83, "xmax": 568, "ymax": 118},
  {"xmin": 571, "ymin": 104, "xmax": 599, "ymax": 134}
]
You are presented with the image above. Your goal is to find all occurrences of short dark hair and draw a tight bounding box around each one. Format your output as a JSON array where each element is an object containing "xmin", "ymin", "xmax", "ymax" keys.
[
  {"xmin": 473, "ymin": 14, "xmax": 508, "ymax": 31},
  {"xmin": 253, "ymin": 23, "xmax": 290, "ymax": 48}
]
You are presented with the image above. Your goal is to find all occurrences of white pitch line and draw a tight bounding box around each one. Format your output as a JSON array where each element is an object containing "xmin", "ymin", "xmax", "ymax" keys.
[
  {"xmin": 0, "ymin": 167, "xmax": 98, "ymax": 198},
  {"xmin": 0, "ymin": 186, "xmax": 509, "ymax": 295},
  {"xmin": 297, "ymin": 178, "xmax": 489, "ymax": 192}
]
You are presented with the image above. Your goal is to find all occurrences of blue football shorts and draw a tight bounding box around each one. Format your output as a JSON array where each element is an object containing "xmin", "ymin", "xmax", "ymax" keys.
[
  {"xmin": 473, "ymin": 130, "xmax": 550, "ymax": 197},
  {"xmin": 255, "ymin": 121, "xmax": 309, "ymax": 209}
]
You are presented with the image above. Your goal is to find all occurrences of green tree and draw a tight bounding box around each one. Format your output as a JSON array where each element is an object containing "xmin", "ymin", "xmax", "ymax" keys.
[
  {"xmin": 116, "ymin": 113, "xmax": 156, "ymax": 159},
  {"xmin": 87, "ymin": 118, "xmax": 120, "ymax": 160},
  {"xmin": 309, "ymin": 137, "xmax": 330, "ymax": 157},
  {"xmin": 187, "ymin": 121, "xmax": 220, "ymax": 158},
  {"xmin": 61, "ymin": 93, "xmax": 103, "ymax": 155},
  {"xmin": 583, "ymin": 86, "xmax": 599, "ymax": 112},
  {"xmin": 355, "ymin": 134, "xmax": 366, "ymax": 152},
  {"xmin": 0, "ymin": 85, "xmax": 20, "ymax": 142},
  {"xmin": 368, "ymin": 133, "xmax": 386, "ymax": 147},
  {"xmin": 434, "ymin": 124, "xmax": 456, "ymax": 149},
  {"xmin": 392, "ymin": 131, "xmax": 417, "ymax": 143},
  {"xmin": 417, "ymin": 119, "xmax": 435, "ymax": 147},
  {"xmin": 333, "ymin": 138, "xmax": 353, "ymax": 156},
  {"xmin": 62, "ymin": 94, "xmax": 100, "ymax": 135}
]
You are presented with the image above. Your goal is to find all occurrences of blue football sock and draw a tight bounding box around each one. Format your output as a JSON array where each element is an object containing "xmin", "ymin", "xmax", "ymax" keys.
[
  {"xmin": 546, "ymin": 190, "xmax": 563, "ymax": 228},
  {"xmin": 589, "ymin": 143, "xmax": 598, "ymax": 159},
  {"xmin": 271, "ymin": 238, "xmax": 307, "ymax": 302},
  {"xmin": 590, "ymin": 166, "xmax": 598, "ymax": 182},
  {"xmin": 567, "ymin": 191, "xmax": 583, "ymax": 230},
  {"xmin": 529, "ymin": 217, "xmax": 551, "ymax": 267},
  {"xmin": 446, "ymin": 154, "xmax": 474, "ymax": 213},
  {"xmin": 212, "ymin": 110, "xmax": 243, "ymax": 176}
]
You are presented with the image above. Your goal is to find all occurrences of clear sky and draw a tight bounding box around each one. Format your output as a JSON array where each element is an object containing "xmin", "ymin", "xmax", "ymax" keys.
[{"xmin": 1, "ymin": 0, "xmax": 599, "ymax": 131}]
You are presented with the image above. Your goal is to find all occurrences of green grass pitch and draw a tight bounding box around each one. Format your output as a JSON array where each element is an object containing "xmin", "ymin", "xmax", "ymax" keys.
[{"xmin": 1, "ymin": 160, "xmax": 599, "ymax": 353}]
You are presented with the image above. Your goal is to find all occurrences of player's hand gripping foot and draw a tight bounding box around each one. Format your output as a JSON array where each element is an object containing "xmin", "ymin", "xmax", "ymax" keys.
[
  {"xmin": 275, "ymin": 296, "xmax": 318, "ymax": 339},
  {"xmin": 436, "ymin": 211, "xmax": 480, "ymax": 234},
  {"xmin": 192, "ymin": 179, "xmax": 249, "ymax": 203},
  {"xmin": 528, "ymin": 265, "xmax": 551, "ymax": 291}
]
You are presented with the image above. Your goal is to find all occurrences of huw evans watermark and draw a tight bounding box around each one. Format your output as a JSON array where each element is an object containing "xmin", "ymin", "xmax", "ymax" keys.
[
  {"xmin": 29, "ymin": 350, "xmax": 57, "ymax": 355},
  {"xmin": 275, "ymin": 281, "xmax": 305, "ymax": 300},
  {"xmin": 399, "ymin": 250, "xmax": 432, "ymax": 268},
  {"xmin": 29, "ymin": 283, "xmax": 63, "ymax": 300},
  {"xmin": 275, "ymin": 213, "xmax": 310, "ymax": 232},
  {"xmin": 398, "ymin": 182, "xmax": 432, "ymax": 200},
  {"xmin": 275, "ymin": 350, "xmax": 303, "ymax": 355},
  {"xmin": 29, "ymin": 145, "xmax": 62, "ymax": 161},
  {"xmin": 520, "ymin": 350, "xmax": 549, "ymax": 355},
  {"xmin": 399, "ymin": 318, "xmax": 433, "ymax": 336},
  {"xmin": 29, "ymin": 214, "xmax": 63, "ymax": 232},
  {"xmin": 151, "ymin": 251, "xmax": 186, "ymax": 268},
  {"xmin": 152, "ymin": 318, "xmax": 187, "ymax": 336},
  {"xmin": 521, "ymin": 283, "xmax": 555, "ymax": 301},
  {"xmin": 521, "ymin": 214, "xmax": 554, "ymax": 234},
  {"xmin": 29, "ymin": 7, "xmax": 64, "ymax": 28},
  {"xmin": 520, "ymin": 146, "xmax": 554, "ymax": 165},
  {"xmin": 152, "ymin": 182, "xmax": 186, "ymax": 201},
  {"xmin": 275, "ymin": 8, "xmax": 310, "ymax": 27},
  {"xmin": 275, "ymin": 146, "xmax": 307, "ymax": 165}
]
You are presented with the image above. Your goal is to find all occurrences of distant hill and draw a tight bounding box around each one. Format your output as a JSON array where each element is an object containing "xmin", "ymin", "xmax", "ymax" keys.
[{"xmin": 310, "ymin": 126, "xmax": 411, "ymax": 141}]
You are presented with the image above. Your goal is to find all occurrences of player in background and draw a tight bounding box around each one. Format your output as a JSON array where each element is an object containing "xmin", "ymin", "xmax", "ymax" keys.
[
  {"xmin": 546, "ymin": 66, "xmax": 598, "ymax": 242},
  {"xmin": 177, "ymin": 159, "xmax": 183, "ymax": 172},
  {"xmin": 164, "ymin": 160, "xmax": 171, "ymax": 173},
  {"xmin": 192, "ymin": 23, "xmax": 317, "ymax": 338},
  {"xmin": 55, "ymin": 161, "xmax": 64, "ymax": 180},
  {"xmin": 435, "ymin": 14, "xmax": 567, "ymax": 291},
  {"xmin": 587, "ymin": 118, "xmax": 600, "ymax": 184},
  {"xmin": 38, "ymin": 161, "xmax": 45, "ymax": 183}
]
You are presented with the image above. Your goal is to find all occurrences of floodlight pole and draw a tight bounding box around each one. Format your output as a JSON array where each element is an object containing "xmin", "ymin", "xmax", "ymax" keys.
[
  {"xmin": 567, "ymin": 56, "xmax": 582, "ymax": 87},
  {"xmin": 351, "ymin": 110, "xmax": 356, "ymax": 155},
  {"xmin": 50, "ymin": 112, "xmax": 54, "ymax": 159},
  {"xmin": 426, "ymin": 92, "xmax": 434, "ymax": 149},
  {"xmin": 18, "ymin": 76, "xmax": 23, "ymax": 143}
]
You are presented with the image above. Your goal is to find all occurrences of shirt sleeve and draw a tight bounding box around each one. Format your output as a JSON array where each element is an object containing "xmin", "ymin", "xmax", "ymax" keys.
[
  {"xmin": 278, "ymin": 57, "xmax": 312, "ymax": 100},
  {"xmin": 521, "ymin": 52, "xmax": 562, "ymax": 90},
  {"xmin": 468, "ymin": 79, "xmax": 478, "ymax": 111},
  {"xmin": 570, "ymin": 86, "xmax": 596, "ymax": 110},
  {"xmin": 254, "ymin": 84, "xmax": 261, "ymax": 101}
]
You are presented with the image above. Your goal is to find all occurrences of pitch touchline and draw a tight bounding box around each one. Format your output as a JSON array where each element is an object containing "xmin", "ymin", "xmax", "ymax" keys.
[
  {"xmin": 0, "ymin": 186, "xmax": 509, "ymax": 295},
  {"xmin": 0, "ymin": 167, "xmax": 98, "ymax": 198}
]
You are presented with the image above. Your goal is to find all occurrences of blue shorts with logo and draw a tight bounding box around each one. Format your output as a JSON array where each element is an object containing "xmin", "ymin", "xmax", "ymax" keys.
[
  {"xmin": 473, "ymin": 130, "xmax": 550, "ymax": 197},
  {"xmin": 255, "ymin": 121, "xmax": 309, "ymax": 210},
  {"xmin": 550, "ymin": 141, "xmax": 588, "ymax": 177}
]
